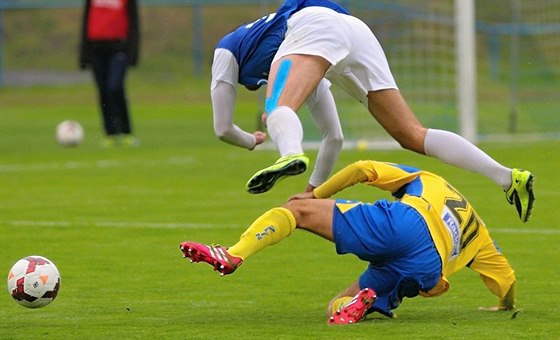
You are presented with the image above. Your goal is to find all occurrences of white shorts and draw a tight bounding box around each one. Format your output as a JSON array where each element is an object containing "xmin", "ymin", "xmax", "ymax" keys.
[{"xmin": 274, "ymin": 7, "xmax": 398, "ymax": 105}]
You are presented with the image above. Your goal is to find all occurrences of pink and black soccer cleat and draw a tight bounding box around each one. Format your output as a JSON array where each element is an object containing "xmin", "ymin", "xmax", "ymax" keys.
[
  {"xmin": 180, "ymin": 241, "xmax": 243, "ymax": 276},
  {"xmin": 328, "ymin": 288, "xmax": 377, "ymax": 325}
]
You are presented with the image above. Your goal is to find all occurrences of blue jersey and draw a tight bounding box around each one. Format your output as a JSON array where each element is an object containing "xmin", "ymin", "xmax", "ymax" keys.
[{"xmin": 216, "ymin": 0, "xmax": 350, "ymax": 87}]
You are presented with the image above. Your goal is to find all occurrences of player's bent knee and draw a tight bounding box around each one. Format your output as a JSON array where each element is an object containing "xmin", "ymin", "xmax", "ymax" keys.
[
  {"xmin": 283, "ymin": 199, "xmax": 320, "ymax": 229},
  {"xmin": 283, "ymin": 200, "xmax": 306, "ymax": 224},
  {"xmin": 397, "ymin": 138, "xmax": 423, "ymax": 154}
]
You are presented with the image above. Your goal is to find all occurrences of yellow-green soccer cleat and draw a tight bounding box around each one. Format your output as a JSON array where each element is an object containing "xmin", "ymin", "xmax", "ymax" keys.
[
  {"xmin": 246, "ymin": 154, "xmax": 309, "ymax": 194},
  {"xmin": 100, "ymin": 136, "xmax": 119, "ymax": 148},
  {"xmin": 122, "ymin": 135, "xmax": 140, "ymax": 148},
  {"xmin": 505, "ymin": 169, "xmax": 535, "ymax": 223}
]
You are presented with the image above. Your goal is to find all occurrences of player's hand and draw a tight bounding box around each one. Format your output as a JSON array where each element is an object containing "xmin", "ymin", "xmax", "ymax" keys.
[
  {"xmin": 304, "ymin": 183, "xmax": 316, "ymax": 193},
  {"xmin": 288, "ymin": 191, "xmax": 315, "ymax": 201},
  {"xmin": 249, "ymin": 131, "xmax": 267, "ymax": 150},
  {"xmin": 261, "ymin": 113, "xmax": 267, "ymax": 127},
  {"xmin": 479, "ymin": 306, "xmax": 521, "ymax": 320}
]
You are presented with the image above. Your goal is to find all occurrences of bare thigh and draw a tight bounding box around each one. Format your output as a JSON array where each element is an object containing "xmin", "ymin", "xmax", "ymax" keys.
[
  {"xmin": 266, "ymin": 54, "xmax": 331, "ymax": 112},
  {"xmin": 367, "ymin": 89, "xmax": 428, "ymax": 153},
  {"xmin": 283, "ymin": 198, "xmax": 335, "ymax": 241}
]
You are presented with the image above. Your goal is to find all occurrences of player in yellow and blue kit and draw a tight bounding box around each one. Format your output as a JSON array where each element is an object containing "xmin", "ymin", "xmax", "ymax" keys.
[{"xmin": 180, "ymin": 160, "xmax": 517, "ymax": 324}]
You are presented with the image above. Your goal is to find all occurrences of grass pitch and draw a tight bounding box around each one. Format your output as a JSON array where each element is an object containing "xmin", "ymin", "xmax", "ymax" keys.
[{"xmin": 0, "ymin": 80, "xmax": 559, "ymax": 339}]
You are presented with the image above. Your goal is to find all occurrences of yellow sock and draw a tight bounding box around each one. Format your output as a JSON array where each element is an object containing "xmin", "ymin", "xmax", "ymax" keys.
[
  {"xmin": 228, "ymin": 207, "xmax": 296, "ymax": 260},
  {"xmin": 332, "ymin": 297, "xmax": 352, "ymax": 314}
]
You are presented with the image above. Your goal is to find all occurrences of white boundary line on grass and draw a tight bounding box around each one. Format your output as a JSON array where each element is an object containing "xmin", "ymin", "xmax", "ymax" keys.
[
  {"xmin": 2, "ymin": 220, "xmax": 558, "ymax": 234},
  {"xmin": 490, "ymin": 228, "xmax": 559, "ymax": 235}
]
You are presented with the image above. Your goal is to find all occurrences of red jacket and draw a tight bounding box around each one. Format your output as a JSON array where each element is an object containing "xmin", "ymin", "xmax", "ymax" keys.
[{"xmin": 79, "ymin": 0, "xmax": 140, "ymax": 68}]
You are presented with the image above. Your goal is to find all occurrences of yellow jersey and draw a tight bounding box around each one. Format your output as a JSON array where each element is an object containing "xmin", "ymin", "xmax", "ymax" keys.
[{"xmin": 314, "ymin": 160, "xmax": 515, "ymax": 299}]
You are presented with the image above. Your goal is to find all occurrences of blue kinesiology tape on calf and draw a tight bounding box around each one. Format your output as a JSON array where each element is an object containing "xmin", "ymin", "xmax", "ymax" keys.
[{"xmin": 265, "ymin": 59, "xmax": 293, "ymax": 114}]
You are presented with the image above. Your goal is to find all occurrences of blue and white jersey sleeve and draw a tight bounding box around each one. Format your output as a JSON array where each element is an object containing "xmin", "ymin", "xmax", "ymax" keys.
[
  {"xmin": 211, "ymin": 49, "xmax": 257, "ymax": 149},
  {"xmin": 211, "ymin": 48, "xmax": 239, "ymax": 90}
]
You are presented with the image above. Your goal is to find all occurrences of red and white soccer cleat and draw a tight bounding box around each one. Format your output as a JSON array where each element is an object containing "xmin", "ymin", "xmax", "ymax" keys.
[
  {"xmin": 328, "ymin": 288, "xmax": 377, "ymax": 325},
  {"xmin": 180, "ymin": 242, "xmax": 243, "ymax": 276}
]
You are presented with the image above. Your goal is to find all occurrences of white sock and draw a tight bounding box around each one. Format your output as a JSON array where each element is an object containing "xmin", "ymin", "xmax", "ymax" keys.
[
  {"xmin": 266, "ymin": 106, "xmax": 304, "ymax": 157},
  {"xmin": 424, "ymin": 129, "xmax": 512, "ymax": 190}
]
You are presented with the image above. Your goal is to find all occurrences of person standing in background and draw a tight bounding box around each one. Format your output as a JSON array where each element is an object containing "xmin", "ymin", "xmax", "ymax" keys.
[{"xmin": 80, "ymin": 0, "xmax": 140, "ymax": 147}]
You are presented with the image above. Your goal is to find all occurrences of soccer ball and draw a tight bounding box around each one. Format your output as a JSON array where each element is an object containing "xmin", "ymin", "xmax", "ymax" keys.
[
  {"xmin": 7, "ymin": 255, "xmax": 61, "ymax": 308},
  {"xmin": 56, "ymin": 120, "xmax": 84, "ymax": 147}
]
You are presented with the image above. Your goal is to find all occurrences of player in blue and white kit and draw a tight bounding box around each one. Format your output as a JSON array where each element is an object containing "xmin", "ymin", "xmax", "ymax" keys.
[
  {"xmin": 212, "ymin": 0, "xmax": 534, "ymax": 222},
  {"xmin": 211, "ymin": 0, "xmax": 350, "ymax": 192}
]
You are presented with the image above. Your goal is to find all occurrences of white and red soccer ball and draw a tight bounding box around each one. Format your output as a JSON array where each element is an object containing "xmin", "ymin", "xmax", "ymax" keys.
[
  {"xmin": 7, "ymin": 255, "xmax": 61, "ymax": 308},
  {"xmin": 56, "ymin": 120, "xmax": 84, "ymax": 147}
]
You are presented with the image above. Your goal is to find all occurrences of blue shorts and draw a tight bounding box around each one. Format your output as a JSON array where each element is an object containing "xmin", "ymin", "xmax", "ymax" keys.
[{"xmin": 332, "ymin": 199, "xmax": 441, "ymax": 315}]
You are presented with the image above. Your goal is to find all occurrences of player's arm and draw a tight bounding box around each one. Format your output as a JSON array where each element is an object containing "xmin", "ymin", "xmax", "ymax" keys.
[
  {"xmin": 313, "ymin": 160, "xmax": 419, "ymax": 198},
  {"xmin": 312, "ymin": 160, "xmax": 372, "ymax": 198},
  {"xmin": 479, "ymin": 281, "xmax": 516, "ymax": 311},
  {"xmin": 211, "ymin": 82, "xmax": 261, "ymax": 149},
  {"xmin": 211, "ymin": 49, "xmax": 264, "ymax": 150},
  {"xmin": 305, "ymin": 79, "xmax": 343, "ymax": 190},
  {"xmin": 467, "ymin": 236, "xmax": 517, "ymax": 311},
  {"xmin": 498, "ymin": 282, "xmax": 516, "ymax": 310}
]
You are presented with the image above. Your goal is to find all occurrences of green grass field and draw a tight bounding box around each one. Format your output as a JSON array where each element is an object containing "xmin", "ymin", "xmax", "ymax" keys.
[{"xmin": 1, "ymin": 79, "xmax": 559, "ymax": 339}]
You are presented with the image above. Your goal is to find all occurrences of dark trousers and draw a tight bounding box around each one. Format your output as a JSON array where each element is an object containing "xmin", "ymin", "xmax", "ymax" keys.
[{"xmin": 91, "ymin": 51, "xmax": 132, "ymax": 136}]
